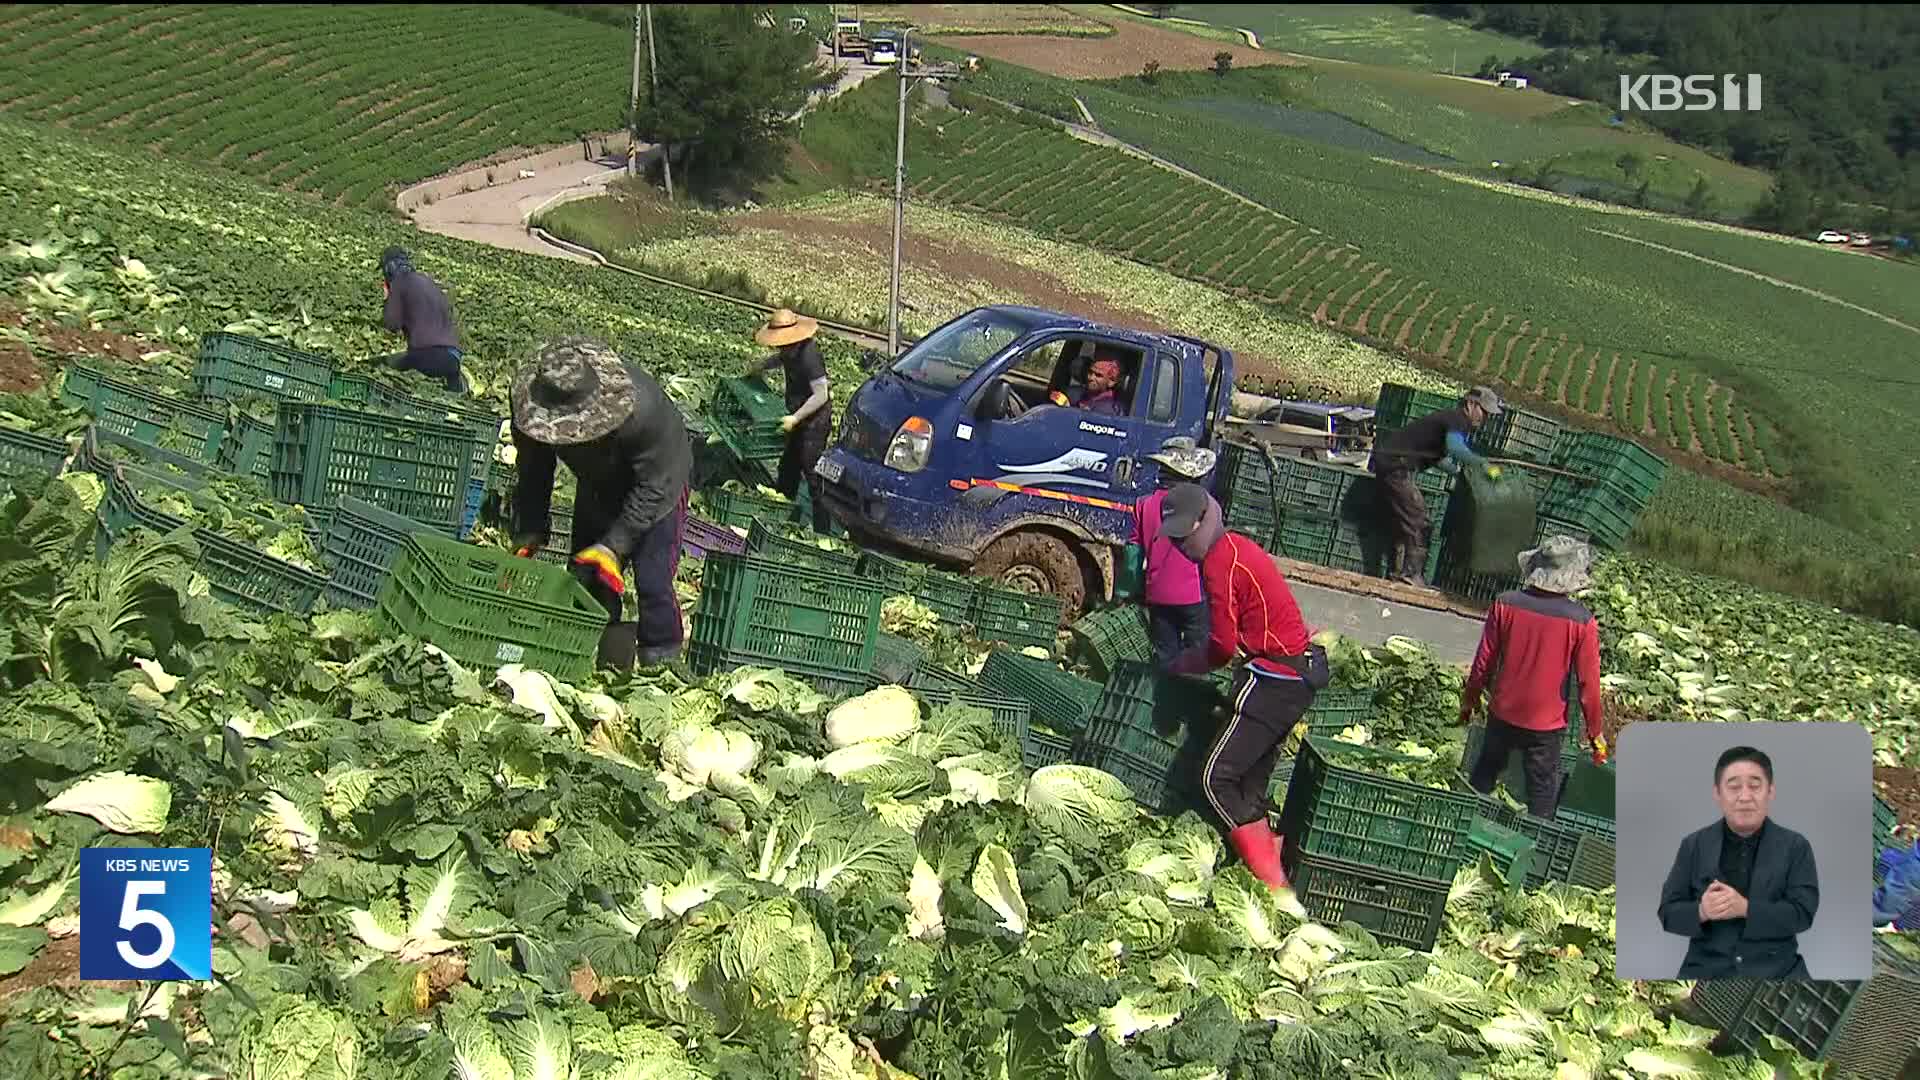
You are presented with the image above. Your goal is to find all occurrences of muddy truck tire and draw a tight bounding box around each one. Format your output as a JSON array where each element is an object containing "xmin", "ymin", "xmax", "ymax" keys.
[{"xmin": 974, "ymin": 529, "xmax": 1092, "ymax": 622}]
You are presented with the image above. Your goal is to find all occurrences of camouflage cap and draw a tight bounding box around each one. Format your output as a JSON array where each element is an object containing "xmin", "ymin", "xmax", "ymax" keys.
[
  {"xmin": 511, "ymin": 337, "xmax": 636, "ymax": 446},
  {"xmin": 1147, "ymin": 437, "xmax": 1217, "ymax": 480}
]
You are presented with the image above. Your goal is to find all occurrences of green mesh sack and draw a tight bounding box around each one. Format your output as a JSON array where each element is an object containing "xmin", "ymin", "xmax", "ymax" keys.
[{"xmin": 1459, "ymin": 469, "xmax": 1538, "ymax": 575}]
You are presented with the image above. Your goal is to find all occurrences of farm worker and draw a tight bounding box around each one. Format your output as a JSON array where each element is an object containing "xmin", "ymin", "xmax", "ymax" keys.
[
  {"xmin": 1368, "ymin": 385, "xmax": 1504, "ymax": 586},
  {"xmin": 509, "ymin": 337, "xmax": 693, "ymax": 672},
  {"xmin": 1160, "ymin": 483, "xmax": 1327, "ymax": 890},
  {"xmin": 1132, "ymin": 438, "xmax": 1219, "ymax": 667},
  {"xmin": 751, "ymin": 308, "xmax": 834, "ymax": 535},
  {"xmin": 378, "ymin": 247, "xmax": 465, "ymax": 394},
  {"xmin": 1458, "ymin": 534, "xmax": 1606, "ymax": 818},
  {"xmin": 1658, "ymin": 745, "xmax": 1819, "ymax": 980}
]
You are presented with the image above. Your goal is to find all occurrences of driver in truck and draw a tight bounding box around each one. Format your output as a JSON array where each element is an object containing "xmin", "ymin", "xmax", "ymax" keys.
[{"xmin": 1047, "ymin": 351, "xmax": 1126, "ymax": 415}]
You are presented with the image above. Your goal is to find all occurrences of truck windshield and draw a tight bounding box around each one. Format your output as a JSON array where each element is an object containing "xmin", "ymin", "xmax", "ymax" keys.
[{"xmin": 890, "ymin": 309, "xmax": 1032, "ymax": 391}]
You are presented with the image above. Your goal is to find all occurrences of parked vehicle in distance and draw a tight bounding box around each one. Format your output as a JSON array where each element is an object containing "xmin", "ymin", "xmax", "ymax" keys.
[
  {"xmin": 1816, "ymin": 230, "xmax": 1849, "ymax": 244},
  {"xmin": 1248, "ymin": 401, "xmax": 1376, "ymax": 467},
  {"xmin": 868, "ymin": 30, "xmax": 901, "ymax": 65},
  {"xmin": 1850, "ymin": 233, "xmax": 1874, "ymax": 247}
]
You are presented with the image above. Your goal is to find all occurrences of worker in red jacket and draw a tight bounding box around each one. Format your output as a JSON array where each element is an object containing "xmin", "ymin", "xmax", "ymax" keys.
[
  {"xmin": 1160, "ymin": 483, "xmax": 1327, "ymax": 890},
  {"xmin": 1459, "ymin": 534, "xmax": 1606, "ymax": 818}
]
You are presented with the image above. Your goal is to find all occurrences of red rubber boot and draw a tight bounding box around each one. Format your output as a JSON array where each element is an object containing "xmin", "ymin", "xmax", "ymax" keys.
[{"xmin": 1227, "ymin": 819, "xmax": 1289, "ymax": 889}]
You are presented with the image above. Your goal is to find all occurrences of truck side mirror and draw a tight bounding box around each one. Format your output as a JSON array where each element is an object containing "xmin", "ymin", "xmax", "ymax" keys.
[
  {"xmin": 860, "ymin": 349, "xmax": 886, "ymax": 370},
  {"xmin": 978, "ymin": 380, "xmax": 1010, "ymax": 421}
]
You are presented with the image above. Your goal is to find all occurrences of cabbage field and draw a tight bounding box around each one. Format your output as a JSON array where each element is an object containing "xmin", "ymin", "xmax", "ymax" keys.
[
  {"xmin": 2, "ymin": 98, "xmax": 1919, "ymax": 1080},
  {"xmin": 0, "ymin": 4, "xmax": 629, "ymax": 208}
]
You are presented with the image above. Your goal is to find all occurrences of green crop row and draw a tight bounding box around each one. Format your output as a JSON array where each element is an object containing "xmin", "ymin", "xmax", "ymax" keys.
[{"xmin": 0, "ymin": 4, "xmax": 626, "ymax": 207}]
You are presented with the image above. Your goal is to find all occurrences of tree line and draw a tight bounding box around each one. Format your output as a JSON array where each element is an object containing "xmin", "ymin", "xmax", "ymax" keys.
[{"xmin": 1421, "ymin": 3, "xmax": 1920, "ymax": 241}]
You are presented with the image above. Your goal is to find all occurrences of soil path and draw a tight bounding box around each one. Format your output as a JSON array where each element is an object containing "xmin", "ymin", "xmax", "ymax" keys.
[{"xmin": 939, "ymin": 18, "xmax": 1300, "ymax": 78}]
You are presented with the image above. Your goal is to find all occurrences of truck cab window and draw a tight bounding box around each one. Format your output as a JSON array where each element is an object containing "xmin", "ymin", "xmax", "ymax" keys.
[{"xmin": 1148, "ymin": 353, "xmax": 1178, "ymax": 423}]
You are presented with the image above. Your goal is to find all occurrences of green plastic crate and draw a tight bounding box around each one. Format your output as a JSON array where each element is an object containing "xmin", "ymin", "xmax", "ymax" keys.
[
  {"xmin": 1688, "ymin": 979, "xmax": 1760, "ymax": 1032},
  {"xmin": 908, "ymin": 665, "xmax": 978, "ymax": 692},
  {"xmin": 707, "ymin": 377, "xmax": 788, "ymax": 464},
  {"xmin": 971, "ymin": 583, "xmax": 1063, "ymax": 649},
  {"xmin": 1215, "ymin": 448, "xmax": 1363, "ymax": 519},
  {"xmin": 1536, "ymin": 478, "xmax": 1638, "ymax": 551},
  {"xmin": 215, "ymin": 411, "xmax": 275, "ymax": 483},
  {"xmin": 88, "ymin": 449, "xmax": 326, "ymax": 616},
  {"xmin": 1021, "ymin": 726, "xmax": 1075, "ymax": 770},
  {"xmin": 1070, "ymin": 605, "xmax": 1155, "ymax": 678},
  {"xmin": 701, "ymin": 486, "xmax": 795, "ymax": 531},
  {"xmin": 1438, "ymin": 516, "xmax": 1592, "ymax": 605},
  {"xmin": 1374, "ymin": 383, "xmax": 1459, "ymax": 432},
  {"xmin": 1820, "ymin": 943, "xmax": 1920, "ymax": 1080},
  {"xmin": 60, "ymin": 366, "xmax": 226, "ymax": 464},
  {"xmin": 870, "ymin": 632, "xmax": 926, "ymax": 684},
  {"xmin": 1549, "ymin": 431, "xmax": 1667, "ymax": 508},
  {"xmin": 746, "ymin": 518, "xmax": 859, "ymax": 575},
  {"xmin": 1076, "ymin": 738, "xmax": 1196, "ymax": 815},
  {"xmin": 906, "ymin": 686, "xmax": 1031, "ymax": 745},
  {"xmin": 270, "ymin": 402, "xmax": 480, "ymax": 532},
  {"xmin": 1277, "ymin": 737, "xmax": 1479, "ymax": 882},
  {"xmin": 1302, "ymin": 685, "xmax": 1377, "ymax": 737},
  {"xmin": 1875, "ymin": 795, "xmax": 1899, "ymax": 884},
  {"xmin": 1566, "ymin": 833, "xmax": 1614, "ymax": 890},
  {"xmin": 692, "ymin": 434, "xmax": 768, "ymax": 489},
  {"xmin": 326, "ymin": 372, "xmax": 374, "ymax": 406},
  {"xmin": 1699, "ymin": 941, "xmax": 1920, "ymax": 1080},
  {"xmin": 688, "ymin": 553, "xmax": 886, "ymax": 682},
  {"xmin": 1465, "ymin": 816, "xmax": 1536, "ymax": 892},
  {"xmin": 321, "ymin": 497, "xmax": 442, "ymax": 610},
  {"xmin": 193, "ymin": 332, "xmax": 333, "ymax": 404},
  {"xmin": 859, "ymin": 551, "xmax": 980, "ymax": 625},
  {"xmin": 0, "ymin": 424, "xmax": 69, "ymax": 481},
  {"xmin": 360, "ymin": 379, "xmax": 501, "ymax": 477},
  {"xmin": 1284, "ymin": 849, "xmax": 1450, "ymax": 952},
  {"xmin": 1265, "ymin": 511, "xmax": 1337, "ymax": 564},
  {"xmin": 1080, "ymin": 661, "xmax": 1223, "ymax": 748},
  {"xmin": 979, "ymin": 649, "xmax": 1103, "ymax": 733},
  {"xmin": 1473, "ymin": 405, "xmax": 1560, "ymax": 465},
  {"xmin": 376, "ymin": 534, "xmax": 605, "ymax": 680}
]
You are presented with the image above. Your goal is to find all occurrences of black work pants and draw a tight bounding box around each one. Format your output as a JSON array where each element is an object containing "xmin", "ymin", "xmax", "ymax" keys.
[
  {"xmin": 572, "ymin": 487, "xmax": 687, "ymax": 668},
  {"xmin": 385, "ymin": 346, "xmax": 465, "ymax": 393},
  {"xmin": 1201, "ymin": 669, "xmax": 1317, "ymax": 828},
  {"xmin": 777, "ymin": 414, "xmax": 833, "ymax": 534},
  {"xmin": 1466, "ymin": 715, "xmax": 1566, "ymax": 818},
  {"xmin": 1147, "ymin": 602, "xmax": 1209, "ymax": 668},
  {"xmin": 1378, "ymin": 467, "xmax": 1428, "ymax": 556}
]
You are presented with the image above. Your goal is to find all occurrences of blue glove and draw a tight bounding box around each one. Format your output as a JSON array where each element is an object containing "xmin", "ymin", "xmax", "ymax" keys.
[{"xmin": 1440, "ymin": 458, "xmax": 1462, "ymax": 476}]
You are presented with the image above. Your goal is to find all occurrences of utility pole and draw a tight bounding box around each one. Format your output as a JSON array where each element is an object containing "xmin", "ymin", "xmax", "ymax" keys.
[
  {"xmin": 887, "ymin": 32, "xmax": 960, "ymax": 356},
  {"xmin": 628, "ymin": 4, "xmax": 642, "ymax": 176},
  {"xmin": 646, "ymin": 3, "xmax": 672, "ymax": 201}
]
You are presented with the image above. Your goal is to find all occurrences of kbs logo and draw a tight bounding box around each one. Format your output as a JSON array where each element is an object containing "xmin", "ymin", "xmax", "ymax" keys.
[{"xmin": 1619, "ymin": 74, "xmax": 1762, "ymax": 113}]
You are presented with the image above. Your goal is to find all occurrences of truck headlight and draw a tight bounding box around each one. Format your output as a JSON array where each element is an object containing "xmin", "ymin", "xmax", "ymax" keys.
[{"xmin": 885, "ymin": 416, "xmax": 933, "ymax": 472}]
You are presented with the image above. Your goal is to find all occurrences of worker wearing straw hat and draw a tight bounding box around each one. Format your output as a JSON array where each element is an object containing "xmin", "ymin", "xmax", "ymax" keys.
[
  {"xmin": 750, "ymin": 308, "xmax": 835, "ymax": 534},
  {"xmin": 510, "ymin": 337, "xmax": 692, "ymax": 672}
]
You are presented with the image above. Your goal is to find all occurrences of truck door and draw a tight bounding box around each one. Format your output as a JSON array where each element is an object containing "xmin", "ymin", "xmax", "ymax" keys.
[{"xmin": 960, "ymin": 333, "xmax": 1154, "ymax": 543}]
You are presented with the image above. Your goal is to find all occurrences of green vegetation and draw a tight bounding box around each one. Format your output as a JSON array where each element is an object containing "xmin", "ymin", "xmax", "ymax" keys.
[
  {"xmin": 0, "ymin": 4, "xmax": 628, "ymax": 207},
  {"xmin": 1421, "ymin": 4, "xmax": 1920, "ymax": 240},
  {"xmin": 1171, "ymin": 3, "xmax": 1540, "ymax": 70}
]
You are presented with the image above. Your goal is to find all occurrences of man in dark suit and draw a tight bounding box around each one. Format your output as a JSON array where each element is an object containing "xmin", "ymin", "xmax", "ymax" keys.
[{"xmin": 1658, "ymin": 746, "xmax": 1819, "ymax": 979}]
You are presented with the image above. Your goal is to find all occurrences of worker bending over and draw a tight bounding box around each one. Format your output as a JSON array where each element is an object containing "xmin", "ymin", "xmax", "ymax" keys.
[
  {"xmin": 510, "ymin": 337, "xmax": 692, "ymax": 672},
  {"xmin": 1132, "ymin": 438, "xmax": 1218, "ymax": 666},
  {"xmin": 751, "ymin": 309, "xmax": 834, "ymax": 535},
  {"xmin": 1368, "ymin": 385, "xmax": 1503, "ymax": 586},
  {"xmin": 1161, "ymin": 483, "xmax": 1326, "ymax": 890},
  {"xmin": 378, "ymin": 247, "xmax": 465, "ymax": 393},
  {"xmin": 1460, "ymin": 535, "xmax": 1606, "ymax": 817}
]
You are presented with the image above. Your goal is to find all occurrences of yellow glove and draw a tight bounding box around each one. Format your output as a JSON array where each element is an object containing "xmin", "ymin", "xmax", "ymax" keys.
[
  {"xmin": 1591, "ymin": 733, "xmax": 1609, "ymax": 765},
  {"xmin": 572, "ymin": 544, "xmax": 623, "ymax": 595},
  {"xmin": 780, "ymin": 414, "xmax": 800, "ymax": 433},
  {"xmin": 1486, "ymin": 465, "xmax": 1503, "ymax": 480}
]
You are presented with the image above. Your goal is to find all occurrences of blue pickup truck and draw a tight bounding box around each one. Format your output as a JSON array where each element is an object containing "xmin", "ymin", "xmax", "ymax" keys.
[{"xmin": 813, "ymin": 305, "xmax": 1233, "ymax": 619}]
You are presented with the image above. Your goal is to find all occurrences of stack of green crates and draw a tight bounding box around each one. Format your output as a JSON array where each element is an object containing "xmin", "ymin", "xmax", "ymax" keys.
[
  {"xmin": 1216, "ymin": 443, "xmax": 1452, "ymax": 581},
  {"xmin": 700, "ymin": 485, "xmax": 797, "ymax": 532},
  {"xmin": 0, "ymin": 424, "xmax": 70, "ymax": 485},
  {"xmin": 1464, "ymin": 817, "xmax": 1537, "ymax": 893},
  {"xmin": 978, "ymin": 649, "xmax": 1103, "ymax": 734},
  {"xmin": 1435, "ymin": 514, "xmax": 1592, "ymax": 606},
  {"xmin": 1537, "ymin": 431, "xmax": 1669, "ymax": 551},
  {"xmin": 1688, "ymin": 939, "xmax": 1920, "ymax": 1080},
  {"xmin": 1070, "ymin": 605, "xmax": 1154, "ymax": 678},
  {"xmin": 706, "ymin": 377, "xmax": 788, "ymax": 475},
  {"xmin": 1301, "ymin": 685, "xmax": 1377, "ymax": 737},
  {"xmin": 376, "ymin": 533, "xmax": 606, "ymax": 681},
  {"xmin": 687, "ymin": 552, "xmax": 887, "ymax": 697},
  {"xmin": 869, "ymin": 632, "xmax": 926, "ymax": 685},
  {"xmin": 1276, "ymin": 737, "xmax": 1479, "ymax": 951},
  {"xmin": 1072, "ymin": 661, "xmax": 1225, "ymax": 813},
  {"xmin": 899, "ymin": 671, "xmax": 1032, "ymax": 746},
  {"xmin": 192, "ymin": 332, "xmax": 333, "ymax": 405},
  {"xmin": 1472, "ymin": 405, "xmax": 1561, "ymax": 465},
  {"xmin": 270, "ymin": 401, "xmax": 483, "ymax": 535},
  {"xmin": 1373, "ymin": 383, "xmax": 1458, "ymax": 435},
  {"xmin": 320, "ymin": 497, "xmax": 443, "ymax": 610}
]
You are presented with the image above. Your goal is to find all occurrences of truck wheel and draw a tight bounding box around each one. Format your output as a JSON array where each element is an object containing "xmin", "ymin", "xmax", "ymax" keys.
[{"xmin": 975, "ymin": 531, "xmax": 1089, "ymax": 622}]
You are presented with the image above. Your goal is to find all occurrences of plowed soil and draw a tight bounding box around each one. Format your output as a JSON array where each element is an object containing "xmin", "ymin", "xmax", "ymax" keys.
[{"xmin": 940, "ymin": 18, "xmax": 1301, "ymax": 79}]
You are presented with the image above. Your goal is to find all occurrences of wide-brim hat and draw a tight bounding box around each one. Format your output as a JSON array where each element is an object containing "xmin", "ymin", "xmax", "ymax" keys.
[
  {"xmin": 755, "ymin": 308, "xmax": 819, "ymax": 348},
  {"xmin": 1517, "ymin": 533, "xmax": 1593, "ymax": 593},
  {"xmin": 1147, "ymin": 438, "xmax": 1217, "ymax": 480},
  {"xmin": 511, "ymin": 337, "xmax": 635, "ymax": 446},
  {"xmin": 1465, "ymin": 385, "xmax": 1505, "ymax": 416}
]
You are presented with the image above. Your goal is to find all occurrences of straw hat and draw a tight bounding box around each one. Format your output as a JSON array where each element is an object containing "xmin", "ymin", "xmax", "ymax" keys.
[
  {"xmin": 510, "ymin": 337, "xmax": 635, "ymax": 446},
  {"xmin": 755, "ymin": 308, "xmax": 819, "ymax": 348},
  {"xmin": 1517, "ymin": 534, "xmax": 1594, "ymax": 594},
  {"xmin": 1147, "ymin": 436, "xmax": 1217, "ymax": 480}
]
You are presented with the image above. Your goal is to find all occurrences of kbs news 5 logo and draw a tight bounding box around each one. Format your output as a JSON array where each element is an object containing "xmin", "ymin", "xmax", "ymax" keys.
[{"xmin": 78, "ymin": 848, "xmax": 213, "ymax": 981}]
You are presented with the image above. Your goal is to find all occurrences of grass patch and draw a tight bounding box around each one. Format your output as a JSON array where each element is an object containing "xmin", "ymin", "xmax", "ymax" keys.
[{"xmin": 1169, "ymin": 3, "xmax": 1539, "ymax": 71}]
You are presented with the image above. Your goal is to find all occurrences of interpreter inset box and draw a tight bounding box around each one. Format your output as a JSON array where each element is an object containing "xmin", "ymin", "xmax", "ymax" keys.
[{"xmin": 1613, "ymin": 722, "xmax": 1871, "ymax": 981}]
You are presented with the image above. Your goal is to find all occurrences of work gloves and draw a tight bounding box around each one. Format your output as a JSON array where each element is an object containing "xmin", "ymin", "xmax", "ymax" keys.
[{"xmin": 572, "ymin": 544, "xmax": 624, "ymax": 595}]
